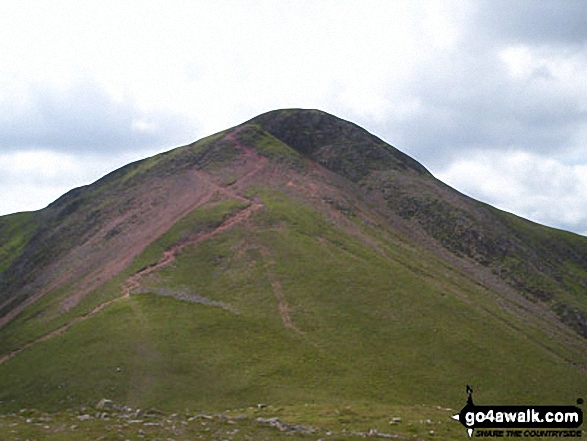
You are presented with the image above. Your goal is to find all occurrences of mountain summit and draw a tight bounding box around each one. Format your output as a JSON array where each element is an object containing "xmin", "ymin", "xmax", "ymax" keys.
[{"xmin": 0, "ymin": 109, "xmax": 585, "ymax": 417}]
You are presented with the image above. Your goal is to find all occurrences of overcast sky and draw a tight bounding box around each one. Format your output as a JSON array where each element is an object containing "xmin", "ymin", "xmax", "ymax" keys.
[{"xmin": 1, "ymin": 1, "xmax": 586, "ymax": 235}]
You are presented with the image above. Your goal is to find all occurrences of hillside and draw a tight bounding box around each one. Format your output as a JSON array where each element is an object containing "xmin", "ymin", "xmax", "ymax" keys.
[{"xmin": 0, "ymin": 109, "xmax": 585, "ymax": 438}]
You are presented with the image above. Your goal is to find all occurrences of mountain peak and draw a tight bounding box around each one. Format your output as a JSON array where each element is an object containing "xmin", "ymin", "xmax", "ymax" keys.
[
  {"xmin": 247, "ymin": 108, "xmax": 429, "ymax": 181},
  {"xmin": 0, "ymin": 108, "xmax": 586, "ymax": 420}
]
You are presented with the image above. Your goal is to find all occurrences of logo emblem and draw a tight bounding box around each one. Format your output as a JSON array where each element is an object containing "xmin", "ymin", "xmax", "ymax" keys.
[{"xmin": 451, "ymin": 385, "xmax": 583, "ymax": 438}]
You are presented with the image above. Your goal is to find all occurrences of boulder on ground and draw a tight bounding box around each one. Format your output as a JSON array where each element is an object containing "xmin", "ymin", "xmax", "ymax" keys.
[{"xmin": 96, "ymin": 399, "xmax": 114, "ymax": 410}]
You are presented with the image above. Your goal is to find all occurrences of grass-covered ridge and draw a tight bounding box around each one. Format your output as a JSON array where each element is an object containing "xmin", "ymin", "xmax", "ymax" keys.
[
  {"xmin": 0, "ymin": 212, "xmax": 37, "ymax": 274},
  {"xmin": 0, "ymin": 188, "xmax": 584, "ymax": 418},
  {"xmin": 0, "ymin": 109, "xmax": 586, "ymax": 441},
  {"xmin": 0, "ymin": 199, "xmax": 249, "ymax": 358}
]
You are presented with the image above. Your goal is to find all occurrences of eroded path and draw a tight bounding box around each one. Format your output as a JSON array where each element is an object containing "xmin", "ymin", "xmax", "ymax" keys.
[
  {"xmin": 0, "ymin": 202, "xmax": 263, "ymax": 366},
  {"xmin": 0, "ymin": 294, "xmax": 125, "ymax": 365},
  {"xmin": 0, "ymin": 141, "xmax": 268, "ymax": 366},
  {"xmin": 121, "ymin": 200, "xmax": 264, "ymax": 298}
]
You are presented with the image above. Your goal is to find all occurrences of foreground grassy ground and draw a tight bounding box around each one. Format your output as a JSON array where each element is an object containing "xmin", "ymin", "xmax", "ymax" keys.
[
  {"xmin": 1, "ymin": 403, "xmax": 582, "ymax": 440},
  {"xmin": 0, "ymin": 402, "xmax": 479, "ymax": 440}
]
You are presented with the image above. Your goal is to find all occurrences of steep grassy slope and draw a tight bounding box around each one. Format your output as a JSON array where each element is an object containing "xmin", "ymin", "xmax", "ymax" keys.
[
  {"xmin": 0, "ymin": 109, "xmax": 585, "ymax": 436},
  {"xmin": 0, "ymin": 187, "xmax": 584, "ymax": 415},
  {"xmin": 0, "ymin": 130, "xmax": 238, "ymax": 326},
  {"xmin": 251, "ymin": 109, "xmax": 587, "ymax": 338},
  {"xmin": 0, "ymin": 212, "xmax": 38, "ymax": 321}
]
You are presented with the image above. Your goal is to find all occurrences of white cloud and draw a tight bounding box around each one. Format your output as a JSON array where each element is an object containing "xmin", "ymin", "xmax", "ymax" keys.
[
  {"xmin": 436, "ymin": 151, "xmax": 587, "ymax": 235},
  {"xmin": 0, "ymin": 148, "xmax": 162, "ymax": 215},
  {"xmin": 0, "ymin": 1, "xmax": 586, "ymax": 236},
  {"xmin": 1, "ymin": 1, "xmax": 469, "ymax": 136},
  {"xmin": 0, "ymin": 77, "xmax": 193, "ymax": 152}
]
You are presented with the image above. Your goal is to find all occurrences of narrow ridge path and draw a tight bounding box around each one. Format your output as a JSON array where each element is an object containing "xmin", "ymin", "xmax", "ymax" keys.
[
  {"xmin": 0, "ymin": 141, "xmax": 268, "ymax": 365},
  {"xmin": 121, "ymin": 200, "xmax": 264, "ymax": 297},
  {"xmin": 0, "ymin": 200, "xmax": 263, "ymax": 366}
]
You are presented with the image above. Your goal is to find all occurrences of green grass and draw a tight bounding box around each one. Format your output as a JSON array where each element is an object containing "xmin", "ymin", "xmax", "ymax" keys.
[
  {"xmin": 107, "ymin": 130, "xmax": 232, "ymax": 187},
  {"xmin": 0, "ymin": 188, "xmax": 585, "ymax": 441},
  {"xmin": 493, "ymin": 210, "xmax": 587, "ymax": 337},
  {"xmin": 2, "ymin": 404, "xmax": 582, "ymax": 440},
  {"xmin": 126, "ymin": 198, "xmax": 248, "ymax": 274},
  {"xmin": 0, "ymin": 199, "xmax": 248, "ymax": 357},
  {"xmin": 0, "ymin": 112, "xmax": 587, "ymax": 440},
  {"xmin": 241, "ymin": 124, "xmax": 305, "ymax": 167},
  {"xmin": 4, "ymin": 188, "xmax": 584, "ymax": 408},
  {"xmin": 0, "ymin": 402, "xmax": 483, "ymax": 440},
  {"xmin": 0, "ymin": 211, "xmax": 37, "ymax": 273},
  {"xmin": 0, "ymin": 293, "xmax": 322, "ymax": 411},
  {"xmin": 1, "ymin": 111, "xmax": 585, "ymax": 440}
]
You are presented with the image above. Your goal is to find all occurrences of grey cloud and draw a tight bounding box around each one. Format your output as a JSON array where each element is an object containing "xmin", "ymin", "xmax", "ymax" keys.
[
  {"xmin": 363, "ymin": 1, "xmax": 587, "ymax": 171},
  {"xmin": 474, "ymin": 0, "xmax": 587, "ymax": 46},
  {"xmin": 0, "ymin": 79, "xmax": 194, "ymax": 153},
  {"xmin": 367, "ymin": 46, "xmax": 587, "ymax": 170}
]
